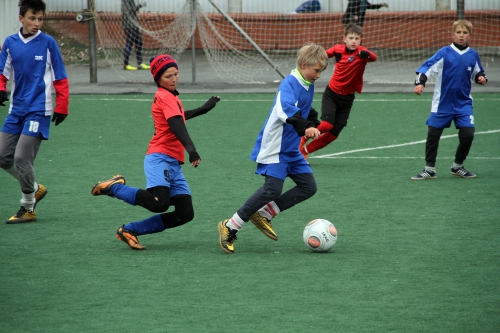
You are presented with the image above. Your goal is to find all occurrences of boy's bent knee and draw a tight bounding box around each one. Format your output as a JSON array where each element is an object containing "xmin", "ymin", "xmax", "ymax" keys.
[
  {"xmin": 303, "ymin": 182, "xmax": 317, "ymax": 198},
  {"xmin": 262, "ymin": 178, "xmax": 284, "ymax": 198},
  {"xmin": 458, "ymin": 127, "xmax": 474, "ymax": 140},
  {"xmin": 298, "ymin": 177, "xmax": 317, "ymax": 198},
  {"xmin": 177, "ymin": 209, "xmax": 194, "ymax": 223},
  {"xmin": 0, "ymin": 158, "xmax": 13, "ymax": 169},
  {"xmin": 148, "ymin": 201, "xmax": 170, "ymax": 213},
  {"xmin": 170, "ymin": 194, "xmax": 194, "ymax": 222}
]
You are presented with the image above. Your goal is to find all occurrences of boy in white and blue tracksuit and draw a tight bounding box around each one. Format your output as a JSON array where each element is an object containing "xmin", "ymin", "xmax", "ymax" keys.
[
  {"xmin": 218, "ymin": 43, "xmax": 328, "ymax": 254},
  {"xmin": 411, "ymin": 20, "xmax": 487, "ymax": 180}
]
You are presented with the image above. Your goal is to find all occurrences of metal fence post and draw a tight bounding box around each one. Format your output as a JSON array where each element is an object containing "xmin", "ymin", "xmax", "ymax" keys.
[
  {"xmin": 88, "ymin": 0, "xmax": 98, "ymax": 83},
  {"xmin": 457, "ymin": 0, "xmax": 465, "ymax": 19}
]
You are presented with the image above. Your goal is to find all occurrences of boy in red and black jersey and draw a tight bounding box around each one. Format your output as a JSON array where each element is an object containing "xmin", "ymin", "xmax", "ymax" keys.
[{"xmin": 300, "ymin": 23, "xmax": 377, "ymax": 159}]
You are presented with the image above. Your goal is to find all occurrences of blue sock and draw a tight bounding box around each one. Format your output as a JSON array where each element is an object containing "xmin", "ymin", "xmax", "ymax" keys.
[
  {"xmin": 123, "ymin": 215, "xmax": 165, "ymax": 236},
  {"xmin": 109, "ymin": 183, "xmax": 139, "ymax": 205}
]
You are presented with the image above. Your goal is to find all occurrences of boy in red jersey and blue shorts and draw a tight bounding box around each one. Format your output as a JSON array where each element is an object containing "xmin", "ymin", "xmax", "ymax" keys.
[
  {"xmin": 0, "ymin": 0, "xmax": 69, "ymax": 224},
  {"xmin": 91, "ymin": 54, "xmax": 220, "ymax": 250},
  {"xmin": 299, "ymin": 23, "xmax": 376, "ymax": 160}
]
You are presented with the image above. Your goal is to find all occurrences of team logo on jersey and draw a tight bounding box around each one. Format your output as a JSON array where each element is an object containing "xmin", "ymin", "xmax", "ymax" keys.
[
  {"xmin": 467, "ymin": 67, "xmax": 472, "ymax": 71},
  {"xmin": 35, "ymin": 55, "xmax": 44, "ymax": 61},
  {"xmin": 348, "ymin": 55, "xmax": 355, "ymax": 62}
]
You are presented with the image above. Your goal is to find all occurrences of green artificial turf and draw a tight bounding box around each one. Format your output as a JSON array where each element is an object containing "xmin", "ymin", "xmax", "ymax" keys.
[{"xmin": 1, "ymin": 93, "xmax": 499, "ymax": 332}]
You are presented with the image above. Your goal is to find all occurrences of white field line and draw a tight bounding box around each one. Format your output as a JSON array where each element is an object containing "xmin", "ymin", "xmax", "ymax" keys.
[
  {"xmin": 315, "ymin": 156, "xmax": 500, "ymax": 159},
  {"xmin": 79, "ymin": 98, "xmax": 500, "ymax": 103},
  {"xmin": 79, "ymin": 97, "xmax": 499, "ymax": 159},
  {"xmin": 313, "ymin": 129, "xmax": 500, "ymax": 159}
]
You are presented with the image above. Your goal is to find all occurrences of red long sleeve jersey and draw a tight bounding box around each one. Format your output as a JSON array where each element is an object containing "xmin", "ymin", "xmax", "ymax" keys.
[{"xmin": 326, "ymin": 45, "xmax": 377, "ymax": 95}]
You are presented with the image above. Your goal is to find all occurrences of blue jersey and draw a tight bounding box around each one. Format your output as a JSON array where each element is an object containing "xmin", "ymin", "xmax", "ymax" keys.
[
  {"xmin": 0, "ymin": 30, "xmax": 68, "ymax": 115},
  {"xmin": 250, "ymin": 70, "xmax": 315, "ymax": 164},
  {"xmin": 416, "ymin": 44, "xmax": 484, "ymax": 115}
]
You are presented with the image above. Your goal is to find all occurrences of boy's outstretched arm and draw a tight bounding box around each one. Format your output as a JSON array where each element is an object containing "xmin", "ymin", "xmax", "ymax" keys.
[
  {"xmin": 358, "ymin": 50, "xmax": 377, "ymax": 62},
  {"xmin": 168, "ymin": 116, "xmax": 201, "ymax": 167},
  {"xmin": 184, "ymin": 96, "xmax": 220, "ymax": 120}
]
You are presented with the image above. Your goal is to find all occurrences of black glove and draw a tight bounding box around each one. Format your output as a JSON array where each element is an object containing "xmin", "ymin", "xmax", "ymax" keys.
[
  {"xmin": 51, "ymin": 112, "xmax": 67, "ymax": 126},
  {"xmin": 475, "ymin": 72, "xmax": 488, "ymax": 84},
  {"xmin": 358, "ymin": 50, "xmax": 370, "ymax": 59},
  {"xmin": 188, "ymin": 149, "xmax": 201, "ymax": 165},
  {"xmin": 199, "ymin": 96, "xmax": 220, "ymax": 113},
  {"xmin": 415, "ymin": 73, "xmax": 428, "ymax": 86},
  {"xmin": 184, "ymin": 96, "xmax": 220, "ymax": 120},
  {"xmin": 0, "ymin": 91, "xmax": 8, "ymax": 107}
]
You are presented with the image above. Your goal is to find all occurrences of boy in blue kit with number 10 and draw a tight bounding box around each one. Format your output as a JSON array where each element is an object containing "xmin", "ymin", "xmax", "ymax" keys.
[
  {"xmin": 0, "ymin": 0, "xmax": 69, "ymax": 223},
  {"xmin": 411, "ymin": 20, "xmax": 488, "ymax": 180},
  {"xmin": 218, "ymin": 43, "xmax": 328, "ymax": 254}
]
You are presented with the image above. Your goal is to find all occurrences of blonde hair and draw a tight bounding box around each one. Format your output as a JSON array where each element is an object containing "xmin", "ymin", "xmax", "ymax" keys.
[
  {"xmin": 296, "ymin": 42, "xmax": 328, "ymax": 71},
  {"xmin": 452, "ymin": 19, "xmax": 473, "ymax": 34}
]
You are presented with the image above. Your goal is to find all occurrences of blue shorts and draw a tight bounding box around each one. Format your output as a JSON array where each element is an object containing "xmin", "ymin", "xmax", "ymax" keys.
[
  {"xmin": 144, "ymin": 153, "xmax": 191, "ymax": 196},
  {"xmin": 1, "ymin": 111, "xmax": 51, "ymax": 139},
  {"xmin": 256, "ymin": 159, "xmax": 313, "ymax": 181},
  {"xmin": 426, "ymin": 111, "xmax": 475, "ymax": 129}
]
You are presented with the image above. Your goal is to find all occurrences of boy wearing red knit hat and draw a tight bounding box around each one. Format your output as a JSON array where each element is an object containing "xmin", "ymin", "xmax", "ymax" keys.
[{"xmin": 91, "ymin": 54, "xmax": 220, "ymax": 250}]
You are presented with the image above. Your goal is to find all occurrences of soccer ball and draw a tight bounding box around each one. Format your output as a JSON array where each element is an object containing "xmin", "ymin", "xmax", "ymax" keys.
[{"xmin": 303, "ymin": 219, "xmax": 338, "ymax": 253}]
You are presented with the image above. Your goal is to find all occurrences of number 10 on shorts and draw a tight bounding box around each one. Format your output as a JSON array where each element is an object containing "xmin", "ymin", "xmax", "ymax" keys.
[{"xmin": 29, "ymin": 120, "xmax": 39, "ymax": 133}]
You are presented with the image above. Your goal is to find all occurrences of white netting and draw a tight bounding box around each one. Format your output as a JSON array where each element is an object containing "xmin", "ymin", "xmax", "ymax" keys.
[
  {"xmin": 94, "ymin": 0, "xmax": 194, "ymax": 72},
  {"xmin": 90, "ymin": 0, "xmax": 500, "ymax": 84}
]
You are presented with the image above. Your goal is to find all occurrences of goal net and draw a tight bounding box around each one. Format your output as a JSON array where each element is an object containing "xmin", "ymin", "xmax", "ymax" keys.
[{"xmin": 91, "ymin": 0, "xmax": 499, "ymax": 84}]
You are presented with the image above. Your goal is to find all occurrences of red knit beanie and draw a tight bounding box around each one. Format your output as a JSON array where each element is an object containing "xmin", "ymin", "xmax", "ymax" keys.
[{"xmin": 150, "ymin": 54, "xmax": 178, "ymax": 83}]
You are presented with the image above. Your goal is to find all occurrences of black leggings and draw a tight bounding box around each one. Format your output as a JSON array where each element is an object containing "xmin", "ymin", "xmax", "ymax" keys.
[
  {"xmin": 425, "ymin": 126, "xmax": 475, "ymax": 167},
  {"xmin": 135, "ymin": 186, "xmax": 194, "ymax": 229}
]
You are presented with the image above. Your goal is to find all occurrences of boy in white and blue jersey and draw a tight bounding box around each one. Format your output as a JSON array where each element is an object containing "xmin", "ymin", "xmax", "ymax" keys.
[
  {"xmin": 0, "ymin": 0, "xmax": 70, "ymax": 223},
  {"xmin": 411, "ymin": 20, "xmax": 487, "ymax": 180},
  {"xmin": 218, "ymin": 43, "xmax": 328, "ymax": 254}
]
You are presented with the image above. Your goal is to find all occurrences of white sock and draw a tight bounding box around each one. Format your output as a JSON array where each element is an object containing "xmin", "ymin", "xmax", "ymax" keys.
[
  {"xmin": 4, "ymin": 165, "xmax": 20, "ymax": 180},
  {"xmin": 424, "ymin": 166, "xmax": 436, "ymax": 173},
  {"xmin": 259, "ymin": 201, "xmax": 280, "ymax": 220},
  {"xmin": 452, "ymin": 162, "xmax": 462, "ymax": 170},
  {"xmin": 21, "ymin": 192, "xmax": 35, "ymax": 211},
  {"xmin": 226, "ymin": 213, "xmax": 245, "ymax": 231}
]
